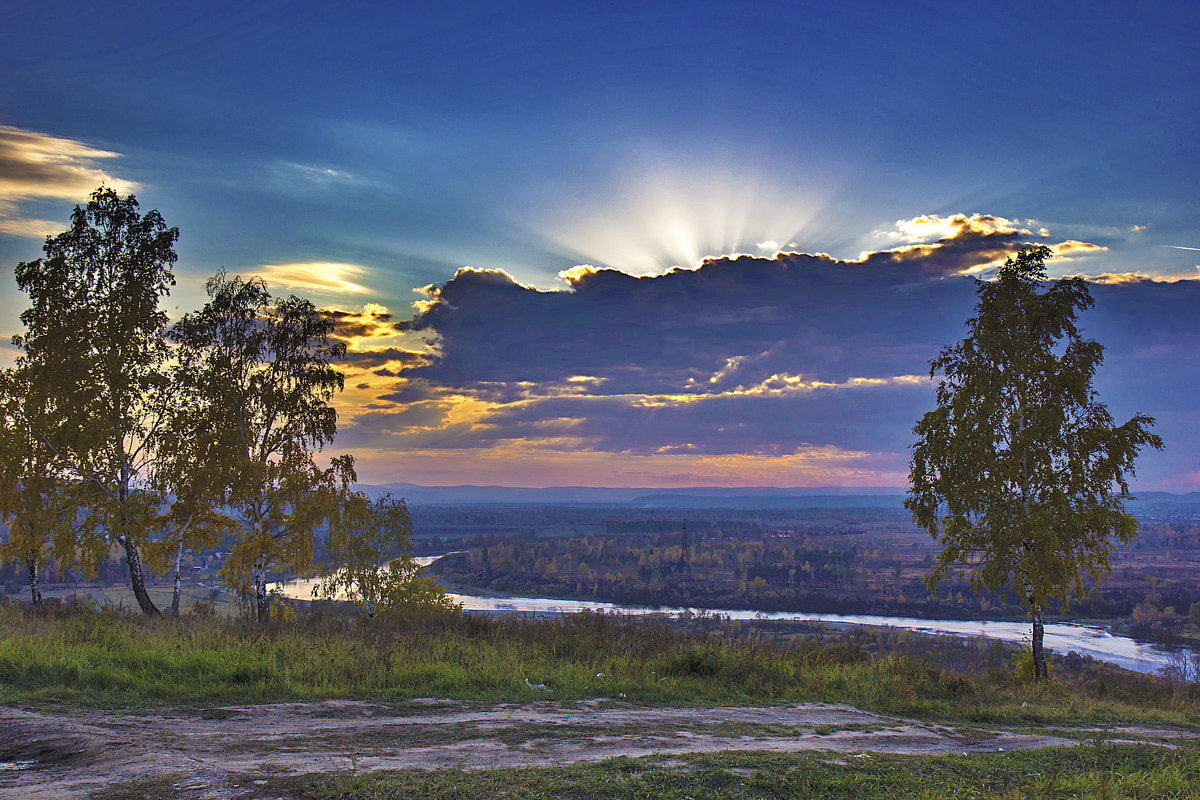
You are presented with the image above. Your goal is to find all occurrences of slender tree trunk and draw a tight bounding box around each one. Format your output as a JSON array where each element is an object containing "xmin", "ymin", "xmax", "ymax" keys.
[
  {"xmin": 26, "ymin": 556, "xmax": 43, "ymax": 608},
  {"xmin": 252, "ymin": 556, "xmax": 270, "ymax": 622},
  {"xmin": 115, "ymin": 460, "xmax": 158, "ymax": 615},
  {"xmin": 1031, "ymin": 606, "xmax": 1048, "ymax": 680},
  {"xmin": 170, "ymin": 539, "xmax": 184, "ymax": 616},
  {"xmin": 120, "ymin": 538, "xmax": 160, "ymax": 615},
  {"xmin": 1023, "ymin": 576, "xmax": 1048, "ymax": 680}
]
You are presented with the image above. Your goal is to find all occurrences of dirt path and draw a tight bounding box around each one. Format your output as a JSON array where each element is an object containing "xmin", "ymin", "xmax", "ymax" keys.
[{"xmin": 0, "ymin": 699, "xmax": 1195, "ymax": 799}]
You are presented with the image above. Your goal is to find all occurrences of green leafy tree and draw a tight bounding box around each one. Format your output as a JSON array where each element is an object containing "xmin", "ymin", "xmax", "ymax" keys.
[
  {"xmin": 907, "ymin": 246, "xmax": 1162, "ymax": 680},
  {"xmin": 0, "ymin": 366, "xmax": 86, "ymax": 606},
  {"xmin": 12, "ymin": 188, "xmax": 180, "ymax": 614},
  {"xmin": 316, "ymin": 494, "xmax": 460, "ymax": 617},
  {"xmin": 170, "ymin": 271, "xmax": 356, "ymax": 621}
]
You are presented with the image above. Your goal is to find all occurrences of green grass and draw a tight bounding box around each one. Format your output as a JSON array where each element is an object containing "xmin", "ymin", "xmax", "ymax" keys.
[
  {"xmin": 0, "ymin": 603, "xmax": 1197, "ymax": 729},
  {"xmin": 217, "ymin": 746, "xmax": 1200, "ymax": 800}
]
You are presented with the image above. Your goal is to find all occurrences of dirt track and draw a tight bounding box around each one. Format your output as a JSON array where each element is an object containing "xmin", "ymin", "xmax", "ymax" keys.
[{"xmin": 0, "ymin": 699, "xmax": 1194, "ymax": 799}]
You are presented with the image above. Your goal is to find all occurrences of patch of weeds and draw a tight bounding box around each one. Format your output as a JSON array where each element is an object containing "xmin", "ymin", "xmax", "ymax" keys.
[
  {"xmin": 809, "ymin": 722, "xmax": 891, "ymax": 737},
  {"xmin": 87, "ymin": 774, "xmax": 196, "ymax": 800},
  {"xmin": 1001, "ymin": 726, "xmax": 1120, "ymax": 743}
]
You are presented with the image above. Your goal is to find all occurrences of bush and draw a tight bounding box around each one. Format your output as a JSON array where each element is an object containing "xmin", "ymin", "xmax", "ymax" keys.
[{"xmin": 1012, "ymin": 645, "xmax": 1050, "ymax": 683}]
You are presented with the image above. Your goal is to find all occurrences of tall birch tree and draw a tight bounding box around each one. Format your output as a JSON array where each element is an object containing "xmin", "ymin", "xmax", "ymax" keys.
[
  {"xmin": 170, "ymin": 272, "xmax": 354, "ymax": 621},
  {"xmin": 906, "ymin": 246, "xmax": 1162, "ymax": 680},
  {"xmin": 12, "ymin": 188, "xmax": 179, "ymax": 614}
]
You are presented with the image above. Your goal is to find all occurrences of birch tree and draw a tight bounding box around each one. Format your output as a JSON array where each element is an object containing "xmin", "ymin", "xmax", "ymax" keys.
[
  {"xmin": 906, "ymin": 246, "xmax": 1162, "ymax": 680},
  {"xmin": 12, "ymin": 188, "xmax": 179, "ymax": 614},
  {"xmin": 170, "ymin": 272, "xmax": 354, "ymax": 621}
]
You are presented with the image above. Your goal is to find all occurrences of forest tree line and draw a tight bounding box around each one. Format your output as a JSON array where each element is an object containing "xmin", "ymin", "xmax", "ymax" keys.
[{"xmin": 430, "ymin": 527, "xmax": 1200, "ymax": 638}]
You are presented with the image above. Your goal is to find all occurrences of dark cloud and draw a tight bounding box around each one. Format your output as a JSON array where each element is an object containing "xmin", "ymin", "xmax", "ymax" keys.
[
  {"xmin": 317, "ymin": 305, "xmax": 400, "ymax": 341},
  {"xmin": 398, "ymin": 251, "xmax": 982, "ymax": 392},
  {"xmin": 341, "ymin": 223, "xmax": 1200, "ymax": 488},
  {"xmin": 337, "ymin": 346, "xmax": 427, "ymax": 369}
]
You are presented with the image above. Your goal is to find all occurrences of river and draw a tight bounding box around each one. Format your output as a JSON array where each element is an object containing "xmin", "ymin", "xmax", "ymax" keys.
[{"xmin": 275, "ymin": 554, "xmax": 1193, "ymax": 677}]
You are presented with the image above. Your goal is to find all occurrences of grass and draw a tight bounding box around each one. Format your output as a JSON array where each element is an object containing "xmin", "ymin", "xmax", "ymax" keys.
[
  {"xmin": 193, "ymin": 746, "xmax": 1200, "ymax": 799},
  {"xmin": 0, "ymin": 602, "xmax": 1197, "ymax": 729}
]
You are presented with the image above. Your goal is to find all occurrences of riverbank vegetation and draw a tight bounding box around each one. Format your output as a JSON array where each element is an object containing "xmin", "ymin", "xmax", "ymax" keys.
[
  {"xmin": 1, "ymin": 603, "xmax": 1197, "ymax": 728},
  {"xmin": 429, "ymin": 525, "xmax": 1200, "ymax": 639}
]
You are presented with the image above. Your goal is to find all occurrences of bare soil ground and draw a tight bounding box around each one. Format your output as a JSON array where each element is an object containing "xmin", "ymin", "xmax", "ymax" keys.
[{"xmin": 0, "ymin": 699, "xmax": 1195, "ymax": 800}]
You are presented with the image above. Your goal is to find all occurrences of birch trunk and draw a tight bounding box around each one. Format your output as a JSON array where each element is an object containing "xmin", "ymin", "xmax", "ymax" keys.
[
  {"xmin": 116, "ymin": 456, "xmax": 159, "ymax": 615},
  {"xmin": 252, "ymin": 556, "xmax": 270, "ymax": 622},
  {"xmin": 1024, "ymin": 578, "xmax": 1048, "ymax": 680},
  {"xmin": 26, "ymin": 557, "xmax": 42, "ymax": 608},
  {"xmin": 1031, "ymin": 605, "xmax": 1047, "ymax": 680},
  {"xmin": 121, "ymin": 538, "xmax": 160, "ymax": 615},
  {"xmin": 171, "ymin": 539, "xmax": 184, "ymax": 616}
]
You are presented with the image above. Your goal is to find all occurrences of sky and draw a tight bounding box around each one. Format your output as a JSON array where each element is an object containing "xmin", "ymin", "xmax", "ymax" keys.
[{"xmin": 2, "ymin": 1, "xmax": 1198, "ymax": 489}]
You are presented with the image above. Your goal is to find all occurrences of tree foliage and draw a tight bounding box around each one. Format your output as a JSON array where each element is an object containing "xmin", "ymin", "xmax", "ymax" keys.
[
  {"xmin": 11, "ymin": 188, "xmax": 181, "ymax": 614},
  {"xmin": 316, "ymin": 494, "xmax": 462, "ymax": 618},
  {"xmin": 170, "ymin": 272, "xmax": 357, "ymax": 620},
  {"xmin": 906, "ymin": 246, "xmax": 1162, "ymax": 678},
  {"xmin": 0, "ymin": 367, "xmax": 83, "ymax": 606},
  {"xmin": 142, "ymin": 370, "xmax": 239, "ymax": 614}
]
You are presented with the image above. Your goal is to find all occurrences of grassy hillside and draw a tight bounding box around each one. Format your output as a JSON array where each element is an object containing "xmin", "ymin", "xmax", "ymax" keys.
[{"xmin": 0, "ymin": 603, "xmax": 1197, "ymax": 730}]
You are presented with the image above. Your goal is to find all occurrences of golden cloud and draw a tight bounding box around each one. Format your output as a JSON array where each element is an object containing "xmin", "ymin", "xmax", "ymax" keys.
[
  {"xmin": 0, "ymin": 125, "xmax": 139, "ymax": 237},
  {"xmin": 861, "ymin": 213, "xmax": 1108, "ymax": 275},
  {"xmin": 723, "ymin": 372, "xmax": 929, "ymax": 397},
  {"xmin": 0, "ymin": 213, "xmax": 65, "ymax": 238},
  {"xmin": 1068, "ymin": 271, "xmax": 1199, "ymax": 285},
  {"xmin": 1049, "ymin": 240, "xmax": 1109, "ymax": 259},
  {"xmin": 876, "ymin": 213, "xmax": 1030, "ymax": 244},
  {"xmin": 557, "ymin": 264, "xmax": 603, "ymax": 285},
  {"xmin": 250, "ymin": 262, "xmax": 372, "ymax": 294}
]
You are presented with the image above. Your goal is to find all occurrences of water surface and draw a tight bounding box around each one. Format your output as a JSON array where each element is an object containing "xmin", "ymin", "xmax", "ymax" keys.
[{"xmin": 276, "ymin": 554, "xmax": 1191, "ymax": 676}]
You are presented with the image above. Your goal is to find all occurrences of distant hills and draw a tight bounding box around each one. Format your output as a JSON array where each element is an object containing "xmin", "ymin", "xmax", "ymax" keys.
[
  {"xmin": 358, "ymin": 483, "xmax": 906, "ymax": 506},
  {"xmin": 355, "ymin": 483, "xmax": 1200, "ymax": 516}
]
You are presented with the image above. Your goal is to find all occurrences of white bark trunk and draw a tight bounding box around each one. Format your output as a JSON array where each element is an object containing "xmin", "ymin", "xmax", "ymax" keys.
[
  {"xmin": 171, "ymin": 539, "xmax": 184, "ymax": 616},
  {"xmin": 26, "ymin": 557, "xmax": 42, "ymax": 608}
]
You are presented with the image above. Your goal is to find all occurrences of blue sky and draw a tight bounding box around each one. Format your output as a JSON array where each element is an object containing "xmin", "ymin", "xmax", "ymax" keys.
[{"xmin": 2, "ymin": 2, "xmax": 1198, "ymax": 487}]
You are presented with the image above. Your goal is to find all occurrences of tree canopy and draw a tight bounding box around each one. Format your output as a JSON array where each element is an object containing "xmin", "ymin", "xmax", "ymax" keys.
[
  {"xmin": 316, "ymin": 493, "xmax": 462, "ymax": 618},
  {"xmin": 171, "ymin": 271, "xmax": 361, "ymax": 620},
  {"xmin": 906, "ymin": 246, "xmax": 1162, "ymax": 679},
  {"xmin": 11, "ymin": 188, "xmax": 181, "ymax": 614}
]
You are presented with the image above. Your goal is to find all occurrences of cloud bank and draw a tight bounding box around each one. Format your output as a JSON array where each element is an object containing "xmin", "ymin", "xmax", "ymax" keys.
[{"xmin": 327, "ymin": 215, "xmax": 1200, "ymax": 488}]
